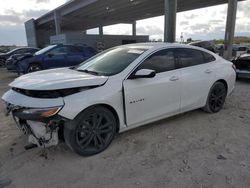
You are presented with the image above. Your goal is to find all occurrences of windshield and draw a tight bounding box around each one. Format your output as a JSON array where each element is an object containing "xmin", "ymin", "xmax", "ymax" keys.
[
  {"xmin": 76, "ymin": 47, "xmax": 146, "ymax": 76},
  {"xmin": 35, "ymin": 45, "xmax": 57, "ymax": 55}
]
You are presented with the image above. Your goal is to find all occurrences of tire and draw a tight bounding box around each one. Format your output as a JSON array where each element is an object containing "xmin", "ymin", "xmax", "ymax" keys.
[
  {"xmin": 203, "ymin": 82, "xmax": 227, "ymax": 113},
  {"xmin": 0, "ymin": 59, "xmax": 5, "ymax": 68},
  {"xmin": 27, "ymin": 63, "xmax": 41, "ymax": 73},
  {"xmin": 64, "ymin": 106, "xmax": 117, "ymax": 156}
]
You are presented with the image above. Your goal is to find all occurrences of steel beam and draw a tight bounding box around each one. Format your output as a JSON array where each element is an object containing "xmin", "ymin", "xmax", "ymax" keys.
[
  {"xmin": 132, "ymin": 21, "xmax": 137, "ymax": 36},
  {"xmin": 99, "ymin": 26, "xmax": 103, "ymax": 35},
  {"xmin": 223, "ymin": 0, "xmax": 238, "ymax": 60},
  {"xmin": 164, "ymin": 0, "xmax": 177, "ymax": 42},
  {"xmin": 54, "ymin": 11, "xmax": 62, "ymax": 35}
]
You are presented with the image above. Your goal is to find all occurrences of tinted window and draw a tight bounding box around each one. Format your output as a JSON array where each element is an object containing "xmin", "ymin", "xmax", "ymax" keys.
[
  {"xmin": 138, "ymin": 49, "xmax": 176, "ymax": 73},
  {"xmin": 67, "ymin": 46, "xmax": 82, "ymax": 53},
  {"xmin": 35, "ymin": 45, "xmax": 57, "ymax": 55},
  {"xmin": 13, "ymin": 49, "xmax": 26, "ymax": 54},
  {"xmin": 203, "ymin": 52, "xmax": 216, "ymax": 63},
  {"xmin": 238, "ymin": 47, "xmax": 247, "ymax": 51},
  {"xmin": 49, "ymin": 47, "xmax": 68, "ymax": 55},
  {"xmin": 176, "ymin": 48, "xmax": 204, "ymax": 68}
]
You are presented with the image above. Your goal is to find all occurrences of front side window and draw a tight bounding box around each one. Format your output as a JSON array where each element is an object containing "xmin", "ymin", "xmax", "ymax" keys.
[
  {"xmin": 49, "ymin": 47, "xmax": 68, "ymax": 55},
  {"xmin": 35, "ymin": 45, "xmax": 57, "ymax": 55},
  {"xmin": 176, "ymin": 48, "xmax": 204, "ymax": 68},
  {"xmin": 137, "ymin": 49, "xmax": 176, "ymax": 73}
]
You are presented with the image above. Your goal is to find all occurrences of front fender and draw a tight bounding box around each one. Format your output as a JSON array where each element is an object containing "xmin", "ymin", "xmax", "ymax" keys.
[{"xmin": 58, "ymin": 83, "xmax": 126, "ymax": 131}]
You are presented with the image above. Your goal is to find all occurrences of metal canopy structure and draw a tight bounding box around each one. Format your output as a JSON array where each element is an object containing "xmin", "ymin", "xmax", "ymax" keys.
[
  {"xmin": 36, "ymin": 0, "xmax": 238, "ymax": 31},
  {"xmin": 25, "ymin": 0, "xmax": 243, "ymax": 59}
]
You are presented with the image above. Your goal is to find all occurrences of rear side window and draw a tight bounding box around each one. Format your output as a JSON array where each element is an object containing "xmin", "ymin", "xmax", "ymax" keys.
[
  {"xmin": 138, "ymin": 49, "xmax": 176, "ymax": 73},
  {"xmin": 203, "ymin": 52, "xmax": 216, "ymax": 63},
  {"xmin": 176, "ymin": 48, "xmax": 204, "ymax": 68},
  {"xmin": 68, "ymin": 46, "xmax": 82, "ymax": 53}
]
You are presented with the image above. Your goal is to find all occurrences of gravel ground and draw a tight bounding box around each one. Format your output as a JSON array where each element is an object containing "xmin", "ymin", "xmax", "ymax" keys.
[{"xmin": 0, "ymin": 68, "xmax": 250, "ymax": 188}]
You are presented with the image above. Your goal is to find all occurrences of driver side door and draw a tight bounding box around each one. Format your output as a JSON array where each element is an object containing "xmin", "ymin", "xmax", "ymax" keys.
[
  {"xmin": 43, "ymin": 46, "xmax": 68, "ymax": 69},
  {"xmin": 123, "ymin": 49, "xmax": 181, "ymax": 127}
]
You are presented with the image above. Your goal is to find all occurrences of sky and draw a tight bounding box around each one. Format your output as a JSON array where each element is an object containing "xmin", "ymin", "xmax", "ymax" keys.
[{"xmin": 0, "ymin": 0, "xmax": 249, "ymax": 46}]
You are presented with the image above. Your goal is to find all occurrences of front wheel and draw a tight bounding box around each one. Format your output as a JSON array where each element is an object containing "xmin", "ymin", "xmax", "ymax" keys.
[
  {"xmin": 0, "ymin": 59, "xmax": 5, "ymax": 68},
  {"xmin": 64, "ymin": 106, "xmax": 117, "ymax": 156},
  {"xmin": 27, "ymin": 64, "xmax": 41, "ymax": 73},
  {"xmin": 203, "ymin": 82, "xmax": 227, "ymax": 113}
]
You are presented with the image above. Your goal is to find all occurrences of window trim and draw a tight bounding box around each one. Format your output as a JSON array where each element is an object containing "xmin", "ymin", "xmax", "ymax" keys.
[
  {"xmin": 175, "ymin": 48, "xmax": 216, "ymax": 69},
  {"xmin": 126, "ymin": 47, "xmax": 180, "ymax": 80}
]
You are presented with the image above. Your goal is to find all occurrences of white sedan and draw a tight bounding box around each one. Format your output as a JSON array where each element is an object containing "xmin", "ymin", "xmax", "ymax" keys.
[{"xmin": 2, "ymin": 43, "xmax": 236, "ymax": 156}]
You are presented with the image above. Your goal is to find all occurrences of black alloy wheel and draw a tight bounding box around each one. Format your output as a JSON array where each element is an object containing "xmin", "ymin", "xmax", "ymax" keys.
[
  {"xmin": 203, "ymin": 82, "xmax": 227, "ymax": 113},
  {"xmin": 64, "ymin": 106, "xmax": 117, "ymax": 156}
]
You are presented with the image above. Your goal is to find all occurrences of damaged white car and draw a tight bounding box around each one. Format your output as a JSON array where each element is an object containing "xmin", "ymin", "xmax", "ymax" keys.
[{"xmin": 2, "ymin": 43, "xmax": 236, "ymax": 156}]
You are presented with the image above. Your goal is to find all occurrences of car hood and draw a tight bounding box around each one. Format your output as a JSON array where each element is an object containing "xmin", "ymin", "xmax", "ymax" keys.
[{"xmin": 9, "ymin": 68, "xmax": 108, "ymax": 90}]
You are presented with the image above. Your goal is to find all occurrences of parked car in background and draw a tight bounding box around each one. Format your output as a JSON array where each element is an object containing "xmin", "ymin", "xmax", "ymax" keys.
[
  {"xmin": 232, "ymin": 53, "xmax": 250, "ymax": 79},
  {"xmin": 235, "ymin": 46, "xmax": 249, "ymax": 57},
  {"xmin": 2, "ymin": 43, "xmax": 236, "ymax": 156},
  {"xmin": 0, "ymin": 48, "xmax": 10, "ymax": 53},
  {"xmin": 189, "ymin": 41, "xmax": 218, "ymax": 53},
  {"xmin": 6, "ymin": 50, "xmax": 40, "ymax": 72},
  {"xmin": 14, "ymin": 44, "xmax": 96, "ymax": 74},
  {"xmin": 0, "ymin": 47, "xmax": 39, "ymax": 68}
]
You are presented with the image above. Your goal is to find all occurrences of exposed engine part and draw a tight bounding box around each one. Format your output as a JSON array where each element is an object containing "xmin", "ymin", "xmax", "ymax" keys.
[
  {"xmin": 12, "ymin": 86, "xmax": 99, "ymax": 99},
  {"xmin": 27, "ymin": 120, "xmax": 59, "ymax": 148}
]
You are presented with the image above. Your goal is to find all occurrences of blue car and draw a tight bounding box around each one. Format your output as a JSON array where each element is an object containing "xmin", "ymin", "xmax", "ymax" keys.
[{"xmin": 14, "ymin": 44, "xmax": 96, "ymax": 74}]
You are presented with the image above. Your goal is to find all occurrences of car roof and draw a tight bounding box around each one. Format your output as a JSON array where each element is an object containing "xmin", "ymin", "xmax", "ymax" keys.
[{"xmin": 119, "ymin": 42, "xmax": 211, "ymax": 51}]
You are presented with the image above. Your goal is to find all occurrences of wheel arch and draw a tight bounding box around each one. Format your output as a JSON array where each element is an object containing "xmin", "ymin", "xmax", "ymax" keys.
[
  {"xmin": 215, "ymin": 79, "xmax": 228, "ymax": 93},
  {"xmin": 70, "ymin": 103, "xmax": 120, "ymax": 133},
  {"xmin": 98, "ymin": 104, "xmax": 120, "ymax": 133}
]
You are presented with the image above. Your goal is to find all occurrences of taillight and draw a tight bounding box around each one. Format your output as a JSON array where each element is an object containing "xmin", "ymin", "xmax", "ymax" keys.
[{"xmin": 232, "ymin": 64, "xmax": 236, "ymax": 71}]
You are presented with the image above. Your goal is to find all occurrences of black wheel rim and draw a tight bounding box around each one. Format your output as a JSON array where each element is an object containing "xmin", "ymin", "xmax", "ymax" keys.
[
  {"xmin": 28, "ymin": 65, "xmax": 40, "ymax": 72},
  {"xmin": 76, "ymin": 112, "xmax": 115, "ymax": 153},
  {"xmin": 209, "ymin": 85, "xmax": 226, "ymax": 112}
]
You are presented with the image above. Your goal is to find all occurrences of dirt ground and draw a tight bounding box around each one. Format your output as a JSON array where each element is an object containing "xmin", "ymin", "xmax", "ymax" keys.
[{"xmin": 0, "ymin": 68, "xmax": 250, "ymax": 188}]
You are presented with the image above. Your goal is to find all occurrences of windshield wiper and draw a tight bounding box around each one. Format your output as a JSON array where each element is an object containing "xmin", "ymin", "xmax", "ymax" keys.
[{"xmin": 77, "ymin": 69, "xmax": 100, "ymax": 76}]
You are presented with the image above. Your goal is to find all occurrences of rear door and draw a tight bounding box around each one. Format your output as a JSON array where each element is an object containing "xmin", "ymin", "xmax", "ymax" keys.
[
  {"xmin": 123, "ymin": 49, "xmax": 181, "ymax": 126},
  {"xmin": 175, "ymin": 48, "xmax": 215, "ymax": 112}
]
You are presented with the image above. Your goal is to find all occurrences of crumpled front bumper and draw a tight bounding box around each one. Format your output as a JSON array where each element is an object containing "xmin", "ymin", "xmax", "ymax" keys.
[{"xmin": 2, "ymin": 89, "xmax": 65, "ymax": 147}]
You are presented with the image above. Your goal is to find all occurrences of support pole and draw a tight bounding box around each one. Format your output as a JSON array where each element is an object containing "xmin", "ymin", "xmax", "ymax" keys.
[
  {"xmin": 54, "ymin": 11, "xmax": 62, "ymax": 35},
  {"xmin": 224, "ymin": 0, "xmax": 238, "ymax": 60},
  {"xmin": 99, "ymin": 26, "xmax": 103, "ymax": 35},
  {"xmin": 164, "ymin": 0, "xmax": 177, "ymax": 42},
  {"xmin": 132, "ymin": 21, "xmax": 137, "ymax": 36}
]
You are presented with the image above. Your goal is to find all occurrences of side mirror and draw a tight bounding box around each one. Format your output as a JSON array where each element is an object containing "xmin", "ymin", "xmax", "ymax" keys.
[{"xmin": 130, "ymin": 69, "xmax": 156, "ymax": 79}]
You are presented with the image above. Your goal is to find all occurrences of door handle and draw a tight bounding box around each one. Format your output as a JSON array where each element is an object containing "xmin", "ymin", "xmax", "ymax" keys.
[
  {"xmin": 205, "ymin": 69, "xmax": 212, "ymax": 74},
  {"xmin": 170, "ymin": 76, "xmax": 179, "ymax": 81}
]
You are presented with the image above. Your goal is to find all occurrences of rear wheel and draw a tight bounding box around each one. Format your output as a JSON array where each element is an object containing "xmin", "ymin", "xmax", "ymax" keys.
[
  {"xmin": 64, "ymin": 106, "xmax": 117, "ymax": 156},
  {"xmin": 27, "ymin": 64, "xmax": 41, "ymax": 73},
  {"xmin": 203, "ymin": 82, "xmax": 227, "ymax": 113}
]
